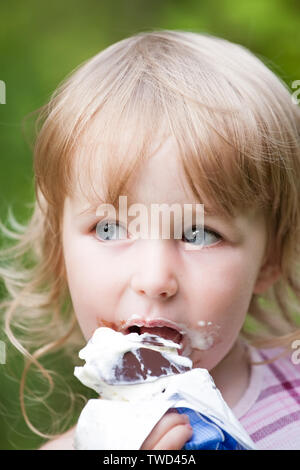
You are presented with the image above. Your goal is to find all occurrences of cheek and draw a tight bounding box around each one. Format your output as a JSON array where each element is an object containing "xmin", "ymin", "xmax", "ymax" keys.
[
  {"xmin": 63, "ymin": 236, "xmax": 122, "ymax": 336},
  {"xmin": 190, "ymin": 248, "xmax": 260, "ymax": 316},
  {"xmin": 186, "ymin": 250, "xmax": 261, "ymax": 368},
  {"xmin": 216, "ymin": 250, "xmax": 262, "ymax": 313},
  {"xmin": 206, "ymin": 269, "xmax": 254, "ymax": 321}
]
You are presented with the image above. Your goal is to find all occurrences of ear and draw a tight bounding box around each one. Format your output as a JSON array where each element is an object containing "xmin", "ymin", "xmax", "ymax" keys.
[{"xmin": 253, "ymin": 262, "xmax": 281, "ymax": 294}]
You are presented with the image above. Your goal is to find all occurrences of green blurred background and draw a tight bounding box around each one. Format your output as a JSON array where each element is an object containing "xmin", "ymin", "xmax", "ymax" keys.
[{"xmin": 0, "ymin": 0, "xmax": 299, "ymax": 449}]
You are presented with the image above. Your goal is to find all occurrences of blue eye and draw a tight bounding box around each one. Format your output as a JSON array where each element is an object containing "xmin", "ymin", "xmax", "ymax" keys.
[
  {"xmin": 95, "ymin": 221, "xmax": 127, "ymax": 241},
  {"xmin": 183, "ymin": 226, "xmax": 221, "ymax": 246},
  {"xmin": 94, "ymin": 221, "xmax": 221, "ymax": 246}
]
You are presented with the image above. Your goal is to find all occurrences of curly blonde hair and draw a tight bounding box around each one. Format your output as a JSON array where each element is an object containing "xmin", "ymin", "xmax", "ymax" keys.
[{"xmin": 1, "ymin": 29, "xmax": 300, "ymax": 440}]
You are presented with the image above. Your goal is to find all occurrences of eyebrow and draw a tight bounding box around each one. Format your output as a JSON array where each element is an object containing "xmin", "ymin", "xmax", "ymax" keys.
[
  {"xmin": 75, "ymin": 198, "xmax": 107, "ymax": 217},
  {"xmin": 76, "ymin": 205, "xmax": 100, "ymax": 217}
]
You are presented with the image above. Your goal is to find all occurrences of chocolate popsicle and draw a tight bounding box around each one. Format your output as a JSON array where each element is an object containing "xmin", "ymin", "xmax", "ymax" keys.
[{"xmin": 74, "ymin": 327, "xmax": 192, "ymax": 399}]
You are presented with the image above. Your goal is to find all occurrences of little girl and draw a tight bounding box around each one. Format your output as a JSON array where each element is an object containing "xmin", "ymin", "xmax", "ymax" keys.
[{"xmin": 1, "ymin": 29, "xmax": 300, "ymax": 450}]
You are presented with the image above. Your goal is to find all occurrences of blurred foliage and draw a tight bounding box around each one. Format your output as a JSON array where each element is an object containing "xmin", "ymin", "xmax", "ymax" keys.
[{"xmin": 0, "ymin": 0, "xmax": 299, "ymax": 449}]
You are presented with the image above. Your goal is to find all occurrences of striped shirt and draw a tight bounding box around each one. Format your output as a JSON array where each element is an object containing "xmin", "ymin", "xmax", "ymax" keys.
[{"xmin": 232, "ymin": 345, "xmax": 300, "ymax": 450}]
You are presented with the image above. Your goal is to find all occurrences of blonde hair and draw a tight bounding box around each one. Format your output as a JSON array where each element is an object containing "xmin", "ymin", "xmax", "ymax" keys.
[{"xmin": 1, "ymin": 29, "xmax": 300, "ymax": 440}]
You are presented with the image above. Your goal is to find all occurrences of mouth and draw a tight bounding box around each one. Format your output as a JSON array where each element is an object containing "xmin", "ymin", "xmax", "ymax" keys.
[{"xmin": 124, "ymin": 320, "xmax": 184, "ymax": 350}]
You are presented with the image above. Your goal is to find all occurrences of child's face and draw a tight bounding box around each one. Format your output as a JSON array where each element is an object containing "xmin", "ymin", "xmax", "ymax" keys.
[{"xmin": 62, "ymin": 137, "xmax": 269, "ymax": 371}]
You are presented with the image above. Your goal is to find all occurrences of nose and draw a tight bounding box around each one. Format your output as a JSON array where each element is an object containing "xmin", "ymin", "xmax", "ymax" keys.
[{"xmin": 130, "ymin": 240, "xmax": 179, "ymax": 300}]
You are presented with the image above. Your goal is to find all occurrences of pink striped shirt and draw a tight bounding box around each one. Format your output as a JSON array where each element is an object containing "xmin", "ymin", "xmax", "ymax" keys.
[{"xmin": 232, "ymin": 345, "xmax": 300, "ymax": 450}]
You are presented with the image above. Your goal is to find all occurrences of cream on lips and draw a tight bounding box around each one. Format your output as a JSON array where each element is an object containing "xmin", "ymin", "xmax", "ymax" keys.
[{"xmin": 122, "ymin": 315, "xmax": 220, "ymax": 357}]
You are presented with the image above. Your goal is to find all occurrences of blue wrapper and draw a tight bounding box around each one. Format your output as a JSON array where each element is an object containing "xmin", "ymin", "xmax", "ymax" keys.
[{"xmin": 177, "ymin": 407, "xmax": 249, "ymax": 450}]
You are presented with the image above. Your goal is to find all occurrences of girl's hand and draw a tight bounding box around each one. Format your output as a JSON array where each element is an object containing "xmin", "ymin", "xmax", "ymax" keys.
[{"xmin": 140, "ymin": 409, "xmax": 193, "ymax": 450}]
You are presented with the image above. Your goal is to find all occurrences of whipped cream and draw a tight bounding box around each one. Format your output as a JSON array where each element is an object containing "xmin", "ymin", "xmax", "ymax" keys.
[{"xmin": 74, "ymin": 327, "xmax": 192, "ymax": 400}]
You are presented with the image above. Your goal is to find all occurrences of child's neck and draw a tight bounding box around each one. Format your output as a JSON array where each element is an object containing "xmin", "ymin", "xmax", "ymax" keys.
[{"xmin": 210, "ymin": 338, "xmax": 251, "ymax": 409}]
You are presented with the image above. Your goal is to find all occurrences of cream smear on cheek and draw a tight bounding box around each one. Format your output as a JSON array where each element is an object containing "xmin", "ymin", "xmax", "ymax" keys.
[
  {"xmin": 196, "ymin": 320, "xmax": 220, "ymax": 348},
  {"xmin": 177, "ymin": 320, "xmax": 220, "ymax": 356}
]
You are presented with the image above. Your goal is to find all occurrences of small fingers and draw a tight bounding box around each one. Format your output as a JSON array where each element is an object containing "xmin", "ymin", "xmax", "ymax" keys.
[
  {"xmin": 140, "ymin": 410, "xmax": 192, "ymax": 450},
  {"xmin": 154, "ymin": 422, "xmax": 193, "ymax": 450}
]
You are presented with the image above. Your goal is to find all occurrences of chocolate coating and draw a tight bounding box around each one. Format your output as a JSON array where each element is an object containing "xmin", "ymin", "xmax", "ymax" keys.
[
  {"xmin": 112, "ymin": 347, "xmax": 190, "ymax": 384},
  {"xmin": 140, "ymin": 334, "xmax": 168, "ymax": 347}
]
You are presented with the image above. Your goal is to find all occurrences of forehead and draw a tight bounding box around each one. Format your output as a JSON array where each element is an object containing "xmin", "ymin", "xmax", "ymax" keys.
[
  {"xmin": 120, "ymin": 138, "xmax": 196, "ymax": 204},
  {"xmin": 69, "ymin": 135, "xmax": 196, "ymax": 208}
]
